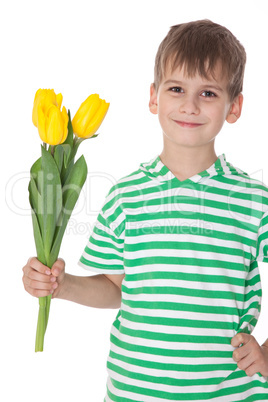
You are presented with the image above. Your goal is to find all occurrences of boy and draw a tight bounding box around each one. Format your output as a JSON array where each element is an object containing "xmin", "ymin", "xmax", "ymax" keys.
[{"xmin": 23, "ymin": 19, "xmax": 268, "ymax": 401}]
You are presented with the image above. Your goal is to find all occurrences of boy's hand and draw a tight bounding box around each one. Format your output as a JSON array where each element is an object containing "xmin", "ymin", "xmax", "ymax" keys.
[
  {"xmin": 22, "ymin": 257, "xmax": 65, "ymax": 299},
  {"xmin": 231, "ymin": 333, "xmax": 268, "ymax": 377}
]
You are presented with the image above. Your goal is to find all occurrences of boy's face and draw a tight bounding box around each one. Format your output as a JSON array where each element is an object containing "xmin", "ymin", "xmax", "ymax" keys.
[{"xmin": 149, "ymin": 62, "xmax": 243, "ymax": 150}]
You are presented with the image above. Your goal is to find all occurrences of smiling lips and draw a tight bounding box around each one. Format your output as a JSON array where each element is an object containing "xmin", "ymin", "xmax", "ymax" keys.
[{"xmin": 174, "ymin": 120, "xmax": 203, "ymax": 128}]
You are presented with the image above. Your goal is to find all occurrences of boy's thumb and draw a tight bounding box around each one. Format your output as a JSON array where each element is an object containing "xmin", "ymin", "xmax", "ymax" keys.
[{"xmin": 51, "ymin": 258, "xmax": 65, "ymax": 276}]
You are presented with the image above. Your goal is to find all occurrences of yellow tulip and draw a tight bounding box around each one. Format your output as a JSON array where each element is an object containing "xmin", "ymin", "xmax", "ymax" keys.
[
  {"xmin": 37, "ymin": 103, "xmax": 69, "ymax": 145},
  {"xmin": 72, "ymin": 94, "xmax": 110, "ymax": 139},
  {"xmin": 32, "ymin": 89, "xmax": 63, "ymax": 128}
]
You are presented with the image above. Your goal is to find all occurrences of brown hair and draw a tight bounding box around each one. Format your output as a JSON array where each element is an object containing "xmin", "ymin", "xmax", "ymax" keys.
[{"xmin": 153, "ymin": 19, "xmax": 246, "ymax": 102}]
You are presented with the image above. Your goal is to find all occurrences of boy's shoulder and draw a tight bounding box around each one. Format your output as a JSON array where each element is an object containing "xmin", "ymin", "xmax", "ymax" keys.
[{"xmin": 107, "ymin": 155, "xmax": 161, "ymax": 195}]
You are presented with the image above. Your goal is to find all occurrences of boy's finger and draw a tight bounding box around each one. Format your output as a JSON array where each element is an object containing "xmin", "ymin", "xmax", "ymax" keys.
[
  {"xmin": 25, "ymin": 278, "xmax": 55, "ymax": 292},
  {"xmin": 27, "ymin": 257, "xmax": 51, "ymax": 275},
  {"xmin": 231, "ymin": 333, "xmax": 252, "ymax": 348},
  {"xmin": 232, "ymin": 341, "xmax": 251, "ymax": 362},
  {"xmin": 26, "ymin": 268, "xmax": 54, "ymax": 283}
]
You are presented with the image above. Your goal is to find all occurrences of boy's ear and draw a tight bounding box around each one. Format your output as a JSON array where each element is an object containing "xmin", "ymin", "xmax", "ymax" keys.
[
  {"xmin": 226, "ymin": 93, "xmax": 243, "ymax": 124},
  {"xmin": 149, "ymin": 83, "xmax": 158, "ymax": 114}
]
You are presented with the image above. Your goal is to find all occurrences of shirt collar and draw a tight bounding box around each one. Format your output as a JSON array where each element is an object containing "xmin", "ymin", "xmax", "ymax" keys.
[{"xmin": 140, "ymin": 153, "xmax": 249, "ymax": 184}]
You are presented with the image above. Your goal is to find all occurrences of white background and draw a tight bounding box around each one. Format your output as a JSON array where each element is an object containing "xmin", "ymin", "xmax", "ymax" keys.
[{"xmin": 1, "ymin": 0, "xmax": 268, "ymax": 401}]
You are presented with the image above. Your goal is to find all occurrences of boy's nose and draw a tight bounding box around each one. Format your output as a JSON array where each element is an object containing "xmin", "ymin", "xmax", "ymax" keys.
[{"xmin": 179, "ymin": 95, "xmax": 200, "ymax": 115}]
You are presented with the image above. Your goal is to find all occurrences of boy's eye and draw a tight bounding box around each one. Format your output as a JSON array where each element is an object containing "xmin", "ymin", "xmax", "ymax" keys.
[
  {"xmin": 201, "ymin": 90, "xmax": 216, "ymax": 97},
  {"xmin": 169, "ymin": 87, "xmax": 183, "ymax": 93}
]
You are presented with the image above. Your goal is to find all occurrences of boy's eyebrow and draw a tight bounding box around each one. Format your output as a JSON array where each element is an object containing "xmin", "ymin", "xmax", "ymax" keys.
[{"xmin": 163, "ymin": 79, "xmax": 224, "ymax": 92}]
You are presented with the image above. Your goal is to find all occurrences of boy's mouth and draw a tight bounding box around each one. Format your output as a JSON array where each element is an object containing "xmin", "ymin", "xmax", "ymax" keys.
[{"xmin": 174, "ymin": 120, "xmax": 203, "ymax": 128}]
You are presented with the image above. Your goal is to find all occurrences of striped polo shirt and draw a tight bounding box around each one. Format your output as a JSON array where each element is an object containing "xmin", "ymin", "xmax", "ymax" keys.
[{"xmin": 79, "ymin": 153, "xmax": 268, "ymax": 401}]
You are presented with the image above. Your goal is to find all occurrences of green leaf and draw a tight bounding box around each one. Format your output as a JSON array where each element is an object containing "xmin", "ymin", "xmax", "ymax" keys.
[
  {"xmin": 29, "ymin": 177, "xmax": 43, "ymax": 235},
  {"xmin": 61, "ymin": 144, "xmax": 72, "ymax": 169},
  {"xmin": 41, "ymin": 146, "xmax": 62, "ymax": 265},
  {"xmin": 30, "ymin": 157, "xmax": 42, "ymax": 193},
  {"xmin": 60, "ymin": 111, "xmax": 74, "ymax": 182},
  {"xmin": 54, "ymin": 145, "xmax": 64, "ymax": 174},
  {"xmin": 50, "ymin": 155, "xmax": 87, "ymax": 261},
  {"xmin": 62, "ymin": 155, "xmax": 88, "ymax": 206},
  {"xmin": 62, "ymin": 110, "xmax": 73, "ymax": 148},
  {"xmin": 30, "ymin": 208, "xmax": 46, "ymax": 265}
]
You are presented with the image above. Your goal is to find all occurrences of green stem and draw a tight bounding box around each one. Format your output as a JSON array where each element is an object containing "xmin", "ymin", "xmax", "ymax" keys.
[
  {"xmin": 45, "ymin": 294, "xmax": 52, "ymax": 333},
  {"xmin": 35, "ymin": 294, "xmax": 52, "ymax": 352},
  {"xmin": 50, "ymin": 145, "xmax": 55, "ymax": 157},
  {"xmin": 35, "ymin": 297, "xmax": 47, "ymax": 352},
  {"xmin": 35, "ymin": 256, "xmax": 56, "ymax": 352},
  {"xmin": 62, "ymin": 137, "xmax": 85, "ymax": 184}
]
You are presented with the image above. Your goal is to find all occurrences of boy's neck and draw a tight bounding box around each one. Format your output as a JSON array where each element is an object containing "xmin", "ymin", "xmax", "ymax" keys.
[{"xmin": 159, "ymin": 142, "xmax": 218, "ymax": 182}]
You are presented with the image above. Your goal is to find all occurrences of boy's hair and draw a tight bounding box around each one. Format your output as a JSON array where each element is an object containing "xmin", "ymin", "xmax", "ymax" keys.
[{"xmin": 154, "ymin": 19, "xmax": 246, "ymax": 102}]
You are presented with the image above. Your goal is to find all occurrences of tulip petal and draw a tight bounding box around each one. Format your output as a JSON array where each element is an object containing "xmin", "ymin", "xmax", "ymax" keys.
[
  {"xmin": 46, "ymin": 105, "xmax": 64, "ymax": 145},
  {"xmin": 60, "ymin": 106, "xmax": 69, "ymax": 144},
  {"xmin": 56, "ymin": 94, "xmax": 63, "ymax": 109},
  {"xmin": 33, "ymin": 89, "xmax": 60, "ymax": 128},
  {"xmin": 37, "ymin": 103, "xmax": 48, "ymax": 143},
  {"xmin": 84, "ymin": 99, "xmax": 110, "ymax": 138},
  {"xmin": 32, "ymin": 89, "xmax": 42, "ymax": 127},
  {"xmin": 56, "ymin": 93, "xmax": 63, "ymax": 109},
  {"xmin": 72, "ymin": 94, "xmax": 102, "ymax": 138}
]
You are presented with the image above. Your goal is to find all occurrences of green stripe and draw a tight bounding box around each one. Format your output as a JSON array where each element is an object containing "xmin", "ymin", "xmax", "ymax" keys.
[
  {"xmin": 79, "ymin": 255, "xmax": 123, "ymax": 271},
  {"xmin": 111, "ymin": 326, "xmax": 235, "ymax": 356},
  {"xmin": 126, "ymin": 225, "xmax": 254, "ymax": 248},
  {"xmin": 122, "ymin": 284, "xmax": 261, "ymax": 302},
  {"xmin": 124, "ymin": 270, "xmax": 247, "ymax": 287},
  {"xmin": 107, "ymin": 372, "xmax": 267, "ymax": 400},
  {"xmin": 119, "ymin": 194, "xmax": 262, "ymax": 220},
  {"xmin": 107, "ymin": 360, "xmax": 233, "ymax": 386},
  {"xmin": 125, "ymin": 240, "xmax": 251, "ymax": 260},
  {"xmin": 122, "ymin": 298, "xmax": 249, "ymax": 316},
  {"xmin": 124, "ymin": 210, "xmax": 257, "ymax": 232},
  {"xmin": 110, "ymin": 332, "xmax": 233, "ymax": 358},
  {"xmin": 109, "ymin": 350, "xmax": 232, "ymax": 376},
  {"xmin": 123, "ymin": 255, "xmax": 246, "ymax": 272}
]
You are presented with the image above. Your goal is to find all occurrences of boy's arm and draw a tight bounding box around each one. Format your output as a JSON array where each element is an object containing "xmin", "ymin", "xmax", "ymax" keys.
[
  {"xmin": 22, "ymin": 257, "xmax": 124, "ymax": 309},
  {"xmin": 57, "ymin": 272, "xmax": 124, "ymax": 309}
]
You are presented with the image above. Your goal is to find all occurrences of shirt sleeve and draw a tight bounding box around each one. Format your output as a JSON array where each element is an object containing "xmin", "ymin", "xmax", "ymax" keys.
[
  {"xmin": 78, "ymin": 190, "xmax": 125, "ymax": 275},
  {"xmin": 255, "ymin": 209, "xmax": 268, "ymax": 263}
]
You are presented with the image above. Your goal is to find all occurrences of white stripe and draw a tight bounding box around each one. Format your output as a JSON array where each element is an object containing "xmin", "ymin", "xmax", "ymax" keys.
[
  {"xmin": 123, "ymin": 262, "xmax": 248, "ymax": 279},
  {"xmin": 125, "ymin": 217, "xmax": 258, "ymax": 241},
  {"xmin": 121, "ymin": 303, "xmax": 240, "ymax": 324},
  {"xmin": 85, "ymin": 238, "xmax": 123, "ymax": 258},
  {"xmin": 123, "ymin": 247, "xmax": 250, "ymax": 266},
  {"xmin": 110, "ymin": 337, "xmax": 234, "ymax": 362},
  {"xmin": 107, "ymin": 365, "xmax": 268, "ymax": 402},
  {"xmin": 110, "ymin": 323, "xmax": 236, "ymax": 347},
  {"xmin": 108, "ymin": 354, "xmax": 235, "ymax": 381},
  {"xmin": 124, "ymin": 230, "xmax": 253, "ymax": 251},
  {"xmin": 124, "ymin": 278, "xmax": 246, "ymax": 294},
  {"xmin": 78, "ymin": 260, "xmax": 124, "ymax": 274},
  {"xmin": 122, "ymin": 290, "xmax": 260, "ymax": 311}
]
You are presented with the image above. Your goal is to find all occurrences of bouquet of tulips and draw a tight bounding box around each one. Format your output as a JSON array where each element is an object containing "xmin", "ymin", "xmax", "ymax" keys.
[{"xmin": 29, "ymin": 89, "xmax": 109, "ymax": 352}]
